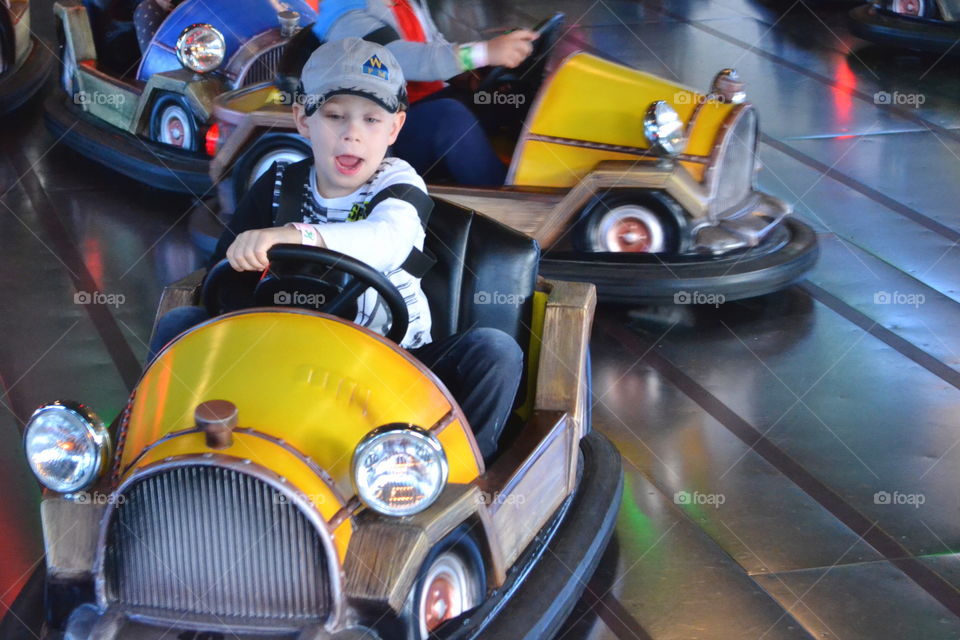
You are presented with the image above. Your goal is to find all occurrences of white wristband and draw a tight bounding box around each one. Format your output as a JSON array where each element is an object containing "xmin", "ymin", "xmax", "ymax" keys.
[{"xmin": 287, "ymin": 222, "xmax": 321, "ymax": 247}]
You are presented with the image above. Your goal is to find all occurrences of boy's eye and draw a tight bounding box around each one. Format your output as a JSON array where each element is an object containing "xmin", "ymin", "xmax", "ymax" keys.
[
  {"xmin": 325, "ymin": 113, "xmax": 343, "ymax": 120},
  {"xmin": 365, "ymin": 116, "xmax": 381, "ymax": 124}
]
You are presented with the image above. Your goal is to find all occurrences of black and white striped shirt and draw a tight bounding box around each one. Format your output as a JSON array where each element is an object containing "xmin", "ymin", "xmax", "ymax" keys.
[{"xmin": 275, "ymin": 157, "xmax": 433, "ymax": 349}]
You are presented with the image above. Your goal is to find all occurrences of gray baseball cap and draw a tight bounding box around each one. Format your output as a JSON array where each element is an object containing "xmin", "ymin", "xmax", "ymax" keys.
[{"xmin": 299, "ymin": 37, "xmax": 408, "ymax": 114}]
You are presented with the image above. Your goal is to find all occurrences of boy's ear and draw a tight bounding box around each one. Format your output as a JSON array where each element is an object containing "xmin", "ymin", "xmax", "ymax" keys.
[
  {"xmin": 387, "ymin": 111, "xmax": 407, "ymax": 145},
  {"xmin": 292, "ymin": 103, "xmax": 311, "ymax": 137}
]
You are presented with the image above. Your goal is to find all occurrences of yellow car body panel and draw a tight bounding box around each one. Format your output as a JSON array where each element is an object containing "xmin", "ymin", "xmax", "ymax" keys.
[
  {"xmin": 511, "ymin": 52, "xmax": 734, "ymax": 187},
  {"xmin": 122, "ymin": 310, "xmax": 481, "ymax": 502}
]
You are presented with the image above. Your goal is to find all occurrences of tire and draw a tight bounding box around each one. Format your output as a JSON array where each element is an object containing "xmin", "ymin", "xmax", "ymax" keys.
[
  {"xmin": 572, "ymin": 189, "xmax": 685, "ymax": 254},
  {"xmin": 232, "ymin": 133, "xmax": 311, "ymax": 204},
  {"xmin": 401, "ymin": 524, "xmax": 487, "ymax": 640},
  {"xmin": 149, "ymin": 93, "xmax": 199, "ymax": 151},
  {"xmin": 542, "ymin": 217, "xmax": 819, "ymax": 304}
]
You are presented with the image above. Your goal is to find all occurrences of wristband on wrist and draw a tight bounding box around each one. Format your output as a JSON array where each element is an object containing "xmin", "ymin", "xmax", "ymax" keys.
[
  {"xmin": 458, "ymin": 42, "xmax": 488, "ymax": 71},
  {"xmin": 287, "ymin": 222, "xmax": 320, "ymax": 247}
]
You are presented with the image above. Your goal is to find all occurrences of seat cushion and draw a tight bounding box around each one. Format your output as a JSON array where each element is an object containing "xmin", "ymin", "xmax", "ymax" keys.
[{"xmin": 421, "ymin": 198, "xmax": 539, "ymax": 352}]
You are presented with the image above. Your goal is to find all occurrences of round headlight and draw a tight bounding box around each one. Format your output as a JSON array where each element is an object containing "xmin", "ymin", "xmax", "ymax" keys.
[
  {"xmin": 352, "ymin": 425, "xmax": 448, "ymax": 517},
  {"xmin": 643, "ymin": 100, "xmax": 687, "ymax": 156},
  {"xmin": 176, "ymin": 24, "xmax": 225, "ymax": 74},
  {"xmin": 24, "ymin": 402, "xmax": 110, "ymax": 493}
]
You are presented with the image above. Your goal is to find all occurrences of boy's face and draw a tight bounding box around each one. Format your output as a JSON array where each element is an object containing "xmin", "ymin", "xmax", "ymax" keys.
[{"xmin": 293, "ymin": 94, "xmax": 406, "ymax": 198}]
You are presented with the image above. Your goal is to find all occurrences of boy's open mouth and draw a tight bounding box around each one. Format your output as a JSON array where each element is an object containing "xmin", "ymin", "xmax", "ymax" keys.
[{"xmin": 335, "ymin": 155, "xmax": 364, "ymax": 176}]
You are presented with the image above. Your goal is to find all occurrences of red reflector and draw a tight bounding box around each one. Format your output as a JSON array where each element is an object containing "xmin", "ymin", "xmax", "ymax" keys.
[{"xmin": 205, "ymin": 122, "xmax": 220, "ymax": 157}]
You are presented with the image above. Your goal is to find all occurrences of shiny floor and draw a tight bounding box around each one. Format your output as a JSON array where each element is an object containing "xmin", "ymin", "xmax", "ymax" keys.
[{"xmin": 3, "ymin": 0, "xmax": 960, "ymax": 638}]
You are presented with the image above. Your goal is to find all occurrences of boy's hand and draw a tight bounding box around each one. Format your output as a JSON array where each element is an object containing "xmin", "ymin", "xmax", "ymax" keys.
[
  {"xmin": 486, "ymin": 29, "xmax": 539, "ymax": 68},
  {"xmin": 225, "ymin": 227, "xmax": 302, "ymax": 272}
]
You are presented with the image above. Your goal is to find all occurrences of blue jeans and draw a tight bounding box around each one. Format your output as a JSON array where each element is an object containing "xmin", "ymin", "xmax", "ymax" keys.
[
  {"xmin": 149, "ymin": 308, "xmax": 522, "ymax": 462},
  {"xmin": 393, "ymin": 97, "xmax": 507, "ymax": 186}
]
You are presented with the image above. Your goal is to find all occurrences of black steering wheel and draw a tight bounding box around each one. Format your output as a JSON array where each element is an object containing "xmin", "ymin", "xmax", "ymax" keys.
[
  {"xmin": 477, "ymin": 12, "xmax": 565, "ymax": 94},
  {"xmin": 201, "ymin": 244, "xmax": 409, "ymax": 344}
]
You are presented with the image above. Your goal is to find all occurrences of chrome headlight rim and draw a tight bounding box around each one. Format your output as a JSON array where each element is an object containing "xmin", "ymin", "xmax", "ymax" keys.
[
  {"xmin": 24, "ymin": 401, "xmax": 111, "ymax": 493},
  {"xmin": 351, "ymin": 424, "xmax": 449, "ymax": 517},
  {"xmin": 176, "ymin": 23, "xmax": 226, "ymax": 74},
  {"xmin": 643, "ymin": 100, "xmax": 688, "ymax": 157}
]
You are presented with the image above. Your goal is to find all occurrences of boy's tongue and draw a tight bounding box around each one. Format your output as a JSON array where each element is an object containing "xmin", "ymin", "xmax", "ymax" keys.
[{"xmin": 335, "ymin": 155, "xmax": 363, "ymax": 175}]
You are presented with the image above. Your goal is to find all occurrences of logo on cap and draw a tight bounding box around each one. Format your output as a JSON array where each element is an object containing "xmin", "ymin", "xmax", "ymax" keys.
[{"xmin": 362, "ymin": 55, "xmax": 389, "ymax": 81}]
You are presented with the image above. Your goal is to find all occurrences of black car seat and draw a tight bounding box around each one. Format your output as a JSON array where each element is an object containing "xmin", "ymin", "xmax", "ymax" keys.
[{"xmin": 420, "ymin": 197, "xmax": 540, "ymax": 415}]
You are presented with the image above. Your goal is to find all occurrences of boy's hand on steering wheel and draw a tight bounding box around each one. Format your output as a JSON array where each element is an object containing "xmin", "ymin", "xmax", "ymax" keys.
[
  {"xmin": 486, "ymin": 29, "xmax": 539, "ymax": 68},
  {"xmin": 226, "ymin": 227, "xmax": 304, "ymax": 272}
]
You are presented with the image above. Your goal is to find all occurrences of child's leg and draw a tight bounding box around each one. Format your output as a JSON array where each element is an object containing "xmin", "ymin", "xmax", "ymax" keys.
[
  {"xmin": 409, "ymin": 327, "xmax": 523, "ymax": 462},
  {"xmin": 393, "ymin": 98, "xmax": 507, "ymax": 186},
  {"xmin": 147, "ymin": 306, "xmax": 210, "ymax": 362}
]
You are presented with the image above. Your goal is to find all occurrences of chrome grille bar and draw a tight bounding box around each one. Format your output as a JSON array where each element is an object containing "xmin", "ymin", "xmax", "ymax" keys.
[
  {"xmin": 104, "ymin": 465, "xmax": 329, "ymax": 621},
  {"xmin": 241, "ymin": 45, "xmax": 285, "ymax": 87}
]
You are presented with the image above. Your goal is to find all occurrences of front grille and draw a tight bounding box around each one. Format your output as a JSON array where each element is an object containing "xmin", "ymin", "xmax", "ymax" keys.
[
  {"xmin": 241, "ymin": 45, "xmax": 286, "ymax": 87},
  {"xmin": 104, "ymin": 465, "xmax": 330, "ymax": 622},
  {"xmin": 712, "ymin": 108, "xmax": 757, "ymax": 217}
]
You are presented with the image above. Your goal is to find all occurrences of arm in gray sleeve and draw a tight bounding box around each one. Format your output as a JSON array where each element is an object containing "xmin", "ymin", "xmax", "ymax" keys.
[{"xmin": 325, "ymin": 10, "xmax": 464, "ymax": 81}]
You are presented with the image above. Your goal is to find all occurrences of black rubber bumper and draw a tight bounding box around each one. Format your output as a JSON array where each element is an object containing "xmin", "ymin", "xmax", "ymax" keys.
[
  {"xmin": 848, "ymin": 5, "xmax": 960, "ymax": 54},
  {"xmin": 43, "ymin": 88, "xmax": 213, "ymax": 195},
  {"xmin": 540, "ymin": 217, "xmax": 820, "ymax": 304},
  {"xmin": 0, "ymin": 36, "xmax": 54, "ymax": 115},
  {"xmin": 467, "ymin": 431, "xmax": 623, "ymax": 640}
]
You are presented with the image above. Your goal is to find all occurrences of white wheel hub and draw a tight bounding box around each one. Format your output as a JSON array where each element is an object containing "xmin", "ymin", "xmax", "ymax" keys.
[
  {"xmin": 157, "ymin": 104, "xmax": 193, "ymax": 149},
  {"xmin": 594, "ymin": 205, "xmax": 667, "ymax": 253},
  {"xmin": 417, "ymin": 551, "xmax": 478, "ymax": 638},
  {"xmin": 891, "ymin": 0, "xmax": 926, "ymax": 15}
]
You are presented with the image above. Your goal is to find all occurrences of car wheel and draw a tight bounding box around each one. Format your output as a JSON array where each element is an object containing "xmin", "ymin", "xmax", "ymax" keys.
[
  {"xmin": 405, "ymin": 525, "xmax": 486, "ymax": 639},
  {"xmin": 149, "ymin": 94, "xmax": 198, "ymax": 151},
  {"xmin": 890, "ymin": 0, "xmax": 935, "ymax": 17},
  {"xmin": 574, "ymin": 190, "xmax": 683, "ymax": 254},
  {"xmin": 232, "ymin": 134, "xmax": 311, "ymax": 204}
]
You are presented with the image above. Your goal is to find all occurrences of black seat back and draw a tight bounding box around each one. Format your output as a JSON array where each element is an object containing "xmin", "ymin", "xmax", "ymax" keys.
[{"xmin": 421, "ymin": 198, "xmax": 539, "ymax": 351}]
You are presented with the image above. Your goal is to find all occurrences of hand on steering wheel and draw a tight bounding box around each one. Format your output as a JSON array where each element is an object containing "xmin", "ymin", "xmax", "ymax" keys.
[
  {"xmin": 201, "ymin": 244, "xmax": 410, "ymax": 344},
  {"xmin": 477, "ymin": 13, "xmax": 565, "ymax": 94}
]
